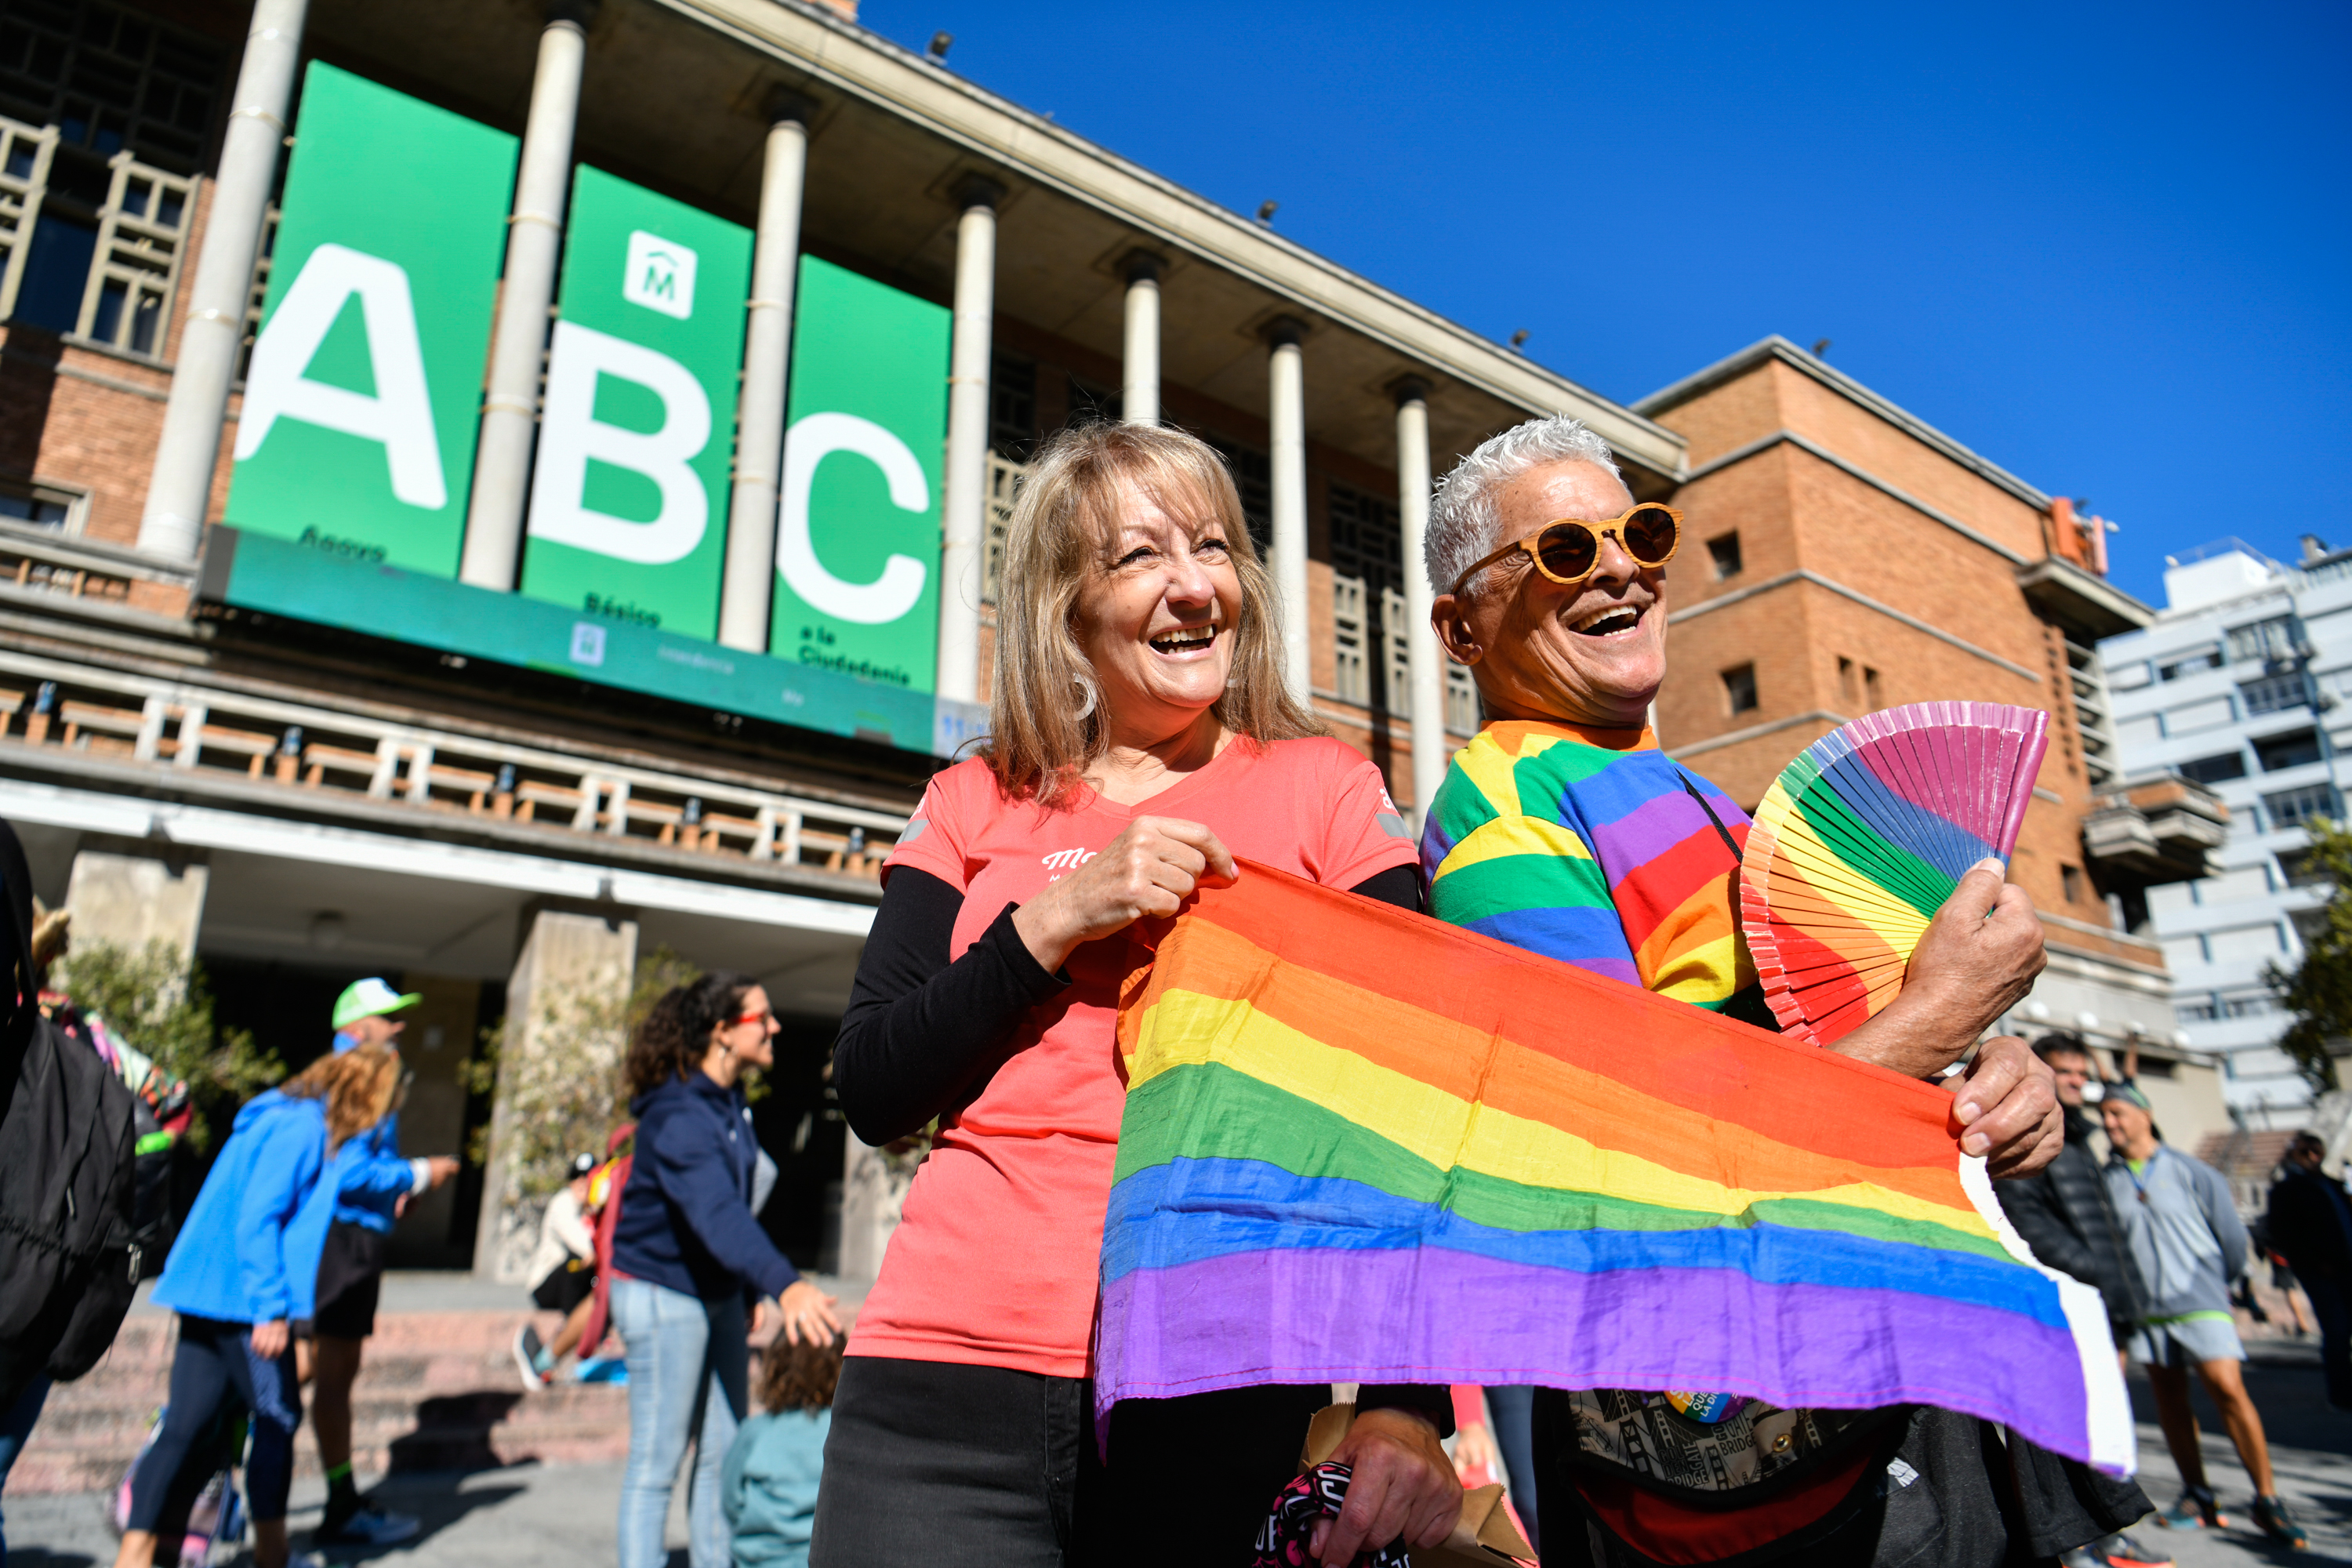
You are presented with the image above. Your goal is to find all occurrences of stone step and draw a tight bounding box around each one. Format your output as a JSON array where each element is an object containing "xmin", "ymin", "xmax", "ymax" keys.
[{"xmin": 13, "ymin": 1309, "xmax": 631, "ymax": 1495}]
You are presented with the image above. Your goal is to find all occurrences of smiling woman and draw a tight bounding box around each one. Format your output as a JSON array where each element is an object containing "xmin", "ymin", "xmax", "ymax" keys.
[{"xmin": 813, "ymin": 423, "xmax": 1461, "ymax": 1567}]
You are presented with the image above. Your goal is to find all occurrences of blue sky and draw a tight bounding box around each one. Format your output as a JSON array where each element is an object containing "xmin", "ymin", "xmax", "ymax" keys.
[{"xmin": 862, "ymin": 1, "xmax": 2350, "ymax": 608}]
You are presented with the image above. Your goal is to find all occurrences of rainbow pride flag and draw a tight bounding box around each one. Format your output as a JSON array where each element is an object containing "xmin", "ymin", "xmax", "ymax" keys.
[{"xmin": 1100, "ymin": 864, "xmax": 2132, "ymax": 1473}]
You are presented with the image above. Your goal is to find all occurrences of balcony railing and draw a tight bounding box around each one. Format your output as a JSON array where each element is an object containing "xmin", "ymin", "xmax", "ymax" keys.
[
  {"xmin": 0, "ymin": 648, "xmax": 907, "ymax": 887},
  {"xmin": 2082, "ymin": 770, "xmax": 2230, "ymax": 887}
]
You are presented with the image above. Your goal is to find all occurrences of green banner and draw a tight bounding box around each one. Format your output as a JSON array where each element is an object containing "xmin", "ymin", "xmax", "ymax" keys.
[
  {"xmin": 224, "ymin": 63, "xmax": 516, "ymax": 578},
  {"xmin": 770, "ymin": 256, "xmax": 950, "ymax": 692},
  {"xmin": 519, "ymin": 166, "xmax": 752, "ymax": 642},
  {"xmin": 209, "ymin": 528, "xmax": 986, "ymax": 757}
]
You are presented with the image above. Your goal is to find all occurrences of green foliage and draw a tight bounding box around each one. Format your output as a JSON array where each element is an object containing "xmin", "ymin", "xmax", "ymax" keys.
[
  {"xmin": 466, "ymin": 944, "xmax": 707, "ymax": 1199},
  {"xmin": 54, "ymin": 939, "xmax": 282, "ymax": 1148},
  {"xmin": 2267, "ymin": 815, "xmax": 2352, "ymax": 1092}
]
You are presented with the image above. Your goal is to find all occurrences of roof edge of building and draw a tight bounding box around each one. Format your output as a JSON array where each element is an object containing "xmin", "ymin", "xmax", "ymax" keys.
[
  {"xmin": 1632, "ymin": 336, "xmax": 2052, "ymax": 515},
  {"xmin": 662, "ymin": 0, "xmax": 1687, "ymax": 478}
]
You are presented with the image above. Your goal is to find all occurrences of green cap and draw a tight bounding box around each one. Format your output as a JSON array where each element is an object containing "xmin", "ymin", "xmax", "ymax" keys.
[{"xmin": 332, "ymin": 977, "xmax": 421, "ymax": 1032}]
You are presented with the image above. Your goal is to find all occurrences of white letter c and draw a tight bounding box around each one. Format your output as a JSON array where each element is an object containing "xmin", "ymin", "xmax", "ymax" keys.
[{"xmin": 776, "ymin": 412, "xmax": 931, "ymax": 626}]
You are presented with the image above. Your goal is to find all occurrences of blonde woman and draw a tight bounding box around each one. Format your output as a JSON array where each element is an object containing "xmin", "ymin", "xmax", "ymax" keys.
[
  {"xmin": 812, "ymin": 423, "xmax": 1461, "ymax": 1566},
  {"xmin": 113, "ymin": 1046, "xmax": 402, "ymax": 1568}
]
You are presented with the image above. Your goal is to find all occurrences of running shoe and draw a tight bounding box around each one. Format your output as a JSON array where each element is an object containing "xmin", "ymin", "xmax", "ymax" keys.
[
  {"xmin": 314, "ymin": 1502, "xmax": 421, "ymax": 1547},
  {"xmin": 2058, "ymin": 1548, "xmax": 2102, "ymax": 1568},
  {"xmin": 513, "ymin": 1323, "xmax": 548, "ymax": 1389},
  {"xmin": 2252, "ymin": 1494, "xmax": 2309, "ymax": 1551},
  {"xmin": 2098, "ymin": 1531, "xmax": 2174, "ymax": 1568},
  {"xmin": 2154, "ymin": 1486, "xmax": 2227, "ymax": 1530}
]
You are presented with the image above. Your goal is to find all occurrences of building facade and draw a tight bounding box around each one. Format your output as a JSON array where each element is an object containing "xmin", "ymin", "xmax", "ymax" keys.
[
  {"xmin": 0, "ymin": 0, "xmax": 1686, "ymax": 1274},
  {"xmin": 1637, "ymin": 339, "xmax": 2231, "ymax": 1149},
  {"xmin": 2099, "ymin": 539, "xmax": 2352, "ymax": 1120}
]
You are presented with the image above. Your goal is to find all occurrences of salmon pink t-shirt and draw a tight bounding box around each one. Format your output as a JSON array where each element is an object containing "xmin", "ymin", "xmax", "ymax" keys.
[{"xmin": 847, "ymin": 735, "xmax": 1419, "ymax": 1378}]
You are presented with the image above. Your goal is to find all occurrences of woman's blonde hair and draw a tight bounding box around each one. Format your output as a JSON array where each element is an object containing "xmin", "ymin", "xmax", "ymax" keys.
[
  {"xmin": 280, "ymin": 1044, "xmax": 403, "ymax": 1150},
  {"xmin": 985, "ymin": 423, "xmax": 1319, "ymax": 804}
]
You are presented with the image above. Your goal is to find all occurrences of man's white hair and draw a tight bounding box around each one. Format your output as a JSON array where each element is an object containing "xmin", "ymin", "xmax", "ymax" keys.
[{"xmin": 1425, "ymin": 416, "xmax": 1621, "ymax": 596}]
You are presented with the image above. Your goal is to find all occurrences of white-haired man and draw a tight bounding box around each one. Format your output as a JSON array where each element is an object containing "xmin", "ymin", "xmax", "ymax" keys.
[{"xmin": 1418, "ymin": 416, "xmax": 2147, "ymax": 1568}]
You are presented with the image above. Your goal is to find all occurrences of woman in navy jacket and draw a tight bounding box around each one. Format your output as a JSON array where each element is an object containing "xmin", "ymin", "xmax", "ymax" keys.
[
  {"xmin": 112, "ymin": 1045, "xmax": 401, "ymax": 1568},
  {"xmin": 611, "ymin": 975, "xmax": 841, "ymax": 1568}
]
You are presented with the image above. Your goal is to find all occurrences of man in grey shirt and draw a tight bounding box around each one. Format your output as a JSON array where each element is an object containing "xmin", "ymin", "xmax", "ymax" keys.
[{"xmin": 2102, "ymin": 1082, "xmax": 2304, "ymax": 1548}]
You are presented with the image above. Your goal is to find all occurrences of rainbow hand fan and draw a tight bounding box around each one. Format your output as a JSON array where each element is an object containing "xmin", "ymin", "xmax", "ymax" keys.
[{"xmin": 1740, "ymin": 702, "xmax": 2049, "ymax": 1046}]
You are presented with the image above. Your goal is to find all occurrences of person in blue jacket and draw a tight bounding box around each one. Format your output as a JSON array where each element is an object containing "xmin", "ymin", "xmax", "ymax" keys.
[
  {"xmin": 611, "ymin": 974, "xmax": 841, "ymax": 1568},
  {"xmin": 301, "ymin": 979, "xmax": 458, "ymax": 1548},
  {"xmin": 111, "ymin": 1044, "xmax": 401, "ymax": 1568}
]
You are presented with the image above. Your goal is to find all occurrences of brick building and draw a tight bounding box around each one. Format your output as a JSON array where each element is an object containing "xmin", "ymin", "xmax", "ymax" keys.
[
  {"xmin": 1637, "ymin": 338, "xmax": 2230, "ymax": 1147},
  {"xmin": 0, "ymin": 0, "xmax": 1682, "ymax": 1273}
]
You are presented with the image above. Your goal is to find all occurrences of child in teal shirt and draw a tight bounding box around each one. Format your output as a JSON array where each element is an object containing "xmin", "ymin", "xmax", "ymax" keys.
[{"xmin": 721, "ymin": 1329, "xmax": 842, "ymax": 1566}]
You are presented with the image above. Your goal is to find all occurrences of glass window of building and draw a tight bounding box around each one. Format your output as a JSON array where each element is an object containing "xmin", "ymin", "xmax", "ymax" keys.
[
  {"xmin": 2240, "ymin": 672, "xmax": 2307, "ymax": 715},
  {"xmin": 2179, "ymin": 750, "xmax": 2249, "ymax": 785},
  {"xmin": 1328, "ymin": 482, "xmax": 1406, "ymax": 713},
  {"xmin": 1722, "ymin": 662, "xmax": 1759, "ymax": 716},
  {"xmin": 990, "ymin": 350, "xmax": 1036, "ymax": 459},
  {"xmin": 2227, "ymin": 615, "xmax": 2299, "ymax": 664},
  {"xmin": 2254, "ymin": 729, "xmax": 2322, "ymax": 772},
  {"xmin": 1707, "ymin": 531, "xmax": 1742, "ymax": 580},
  {"xmin": 2263, "ymin": 782, "xmax": 2339, "ymax": 830},
  {"xmin": 2158, "ymin": 648, "xmax": 2223, "ymax": 681}
]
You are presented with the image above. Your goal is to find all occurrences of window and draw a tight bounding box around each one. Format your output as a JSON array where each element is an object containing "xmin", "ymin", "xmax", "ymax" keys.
[
  {"xmin": 1722, "ymin": 663, "xmax": 1759, "ymax": 716},
  {"xmin": 1205, "ymin": 437, "xmax": 1271, "ymax": 557},
  {"xmin": 1444, "ymin": 659, "xmax": 1479, "ymax": 735},
  {"xmin": 0, "ymin": 2, "xmax": 224, "ymax": 336},
  {"xmin": 2227, "ymin": 616, "xmax": 2299, "ymax": 665},
  {"xmin": 2255, "ymin": 729, "xmax": 2322, "ymax": 772},
  {"xmin": 1838, "ymin": 656, "xmax": 1857, "ymax": 707},
  {"xmin": 2060, "ymin": 864, "xmax": 2087, "ymax": 904},
  {"xmin": 2158, "ymin": 648, "xmax": 2222, "ymax": 681},
  {"xmin": 989, "ymin": 351, "xmax": 1036, "ymax": 459},
  {"xmin": 1329, "ymin": 484, "xmax": 1406, "ymax": 713},
  {"xmin": 2240, "ymin": 673, "xmax": 2307, "ymax": 716},
  {"xmin": 1331, "ymin": 573, "xmax": 1369, "ymax": 706},
  {"xmin": 2279, "ymin": 848, "xmax": 2334, "ymax": 888},
  {"xmin": 2176, "ymin": 998, "xmax": 2220, "ymax": 1023},
  {"xmin": 2220, "ymin": 993, "xmax": 2280, "ymax": 1019},
  {"xmin": 2178, "ymin": 752, "xmax": 2248, "ymax": 785},
  {"xmin": 0, "ymin": 475, "xmax": 78, "ymax": 531},
  {"xmin": 1864, "ymin": 666, "xmax": 1883, "ymax": 709},
  {"xmin": 1707, "ymin": 532, "xmax": 1742, "ymax": 581},
  {"xmin": 2263, "ymin": 782, "xmax": 2339, "ymax": 830}
]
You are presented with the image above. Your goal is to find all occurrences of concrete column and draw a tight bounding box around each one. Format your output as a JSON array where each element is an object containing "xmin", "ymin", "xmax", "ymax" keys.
[
  {"xmin": 135, "ymin": 0, "xmax": 307, "ymax": 561},
  {"xmin": 717, "ymin": 93, "xmax": 814, "ymax": 652},
  {"xmin": 1120, "ymin": 254, "xmax": 1160, "ymax": 426},
  {"xmin": 837, "ymin": 1134, "xmax": 918, "ymax": 1285},
  {"xmin": 1267, "ymin": 318, "xmax": 1310, "ymax": 699},
  {"xmin": 1395, "ymin": 378, "xmax": 1447, "ymax": 826},
  {"xmin": 935, "ymin": 176, "xmax": 1001, "ymax": 706},
  {"xmin": 64, "ymin": 851, "xmax": 209, "ymax": 956},
  {"xmin": 459, "ymin": 3, "xmax": 592, "ymax": 592},
  {"xmin": 473, "ymin": 905, "xmax": 637, "ymax": 1279}
]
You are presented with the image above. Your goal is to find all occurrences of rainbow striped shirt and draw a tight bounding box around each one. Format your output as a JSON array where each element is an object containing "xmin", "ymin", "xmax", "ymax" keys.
[{"xmin": 1422, "ymin": 720, "xmax": 1758, "ymax": 1013}]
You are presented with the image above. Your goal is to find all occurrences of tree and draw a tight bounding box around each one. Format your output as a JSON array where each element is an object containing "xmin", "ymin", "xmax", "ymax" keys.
[
  {"xmin": 53, "ymin": 939, "xmax": 282, "ymax": 1148},
  {"xmin": 465, "ymin": 944, "xmax": 706, "ymax": 1201},
  {"xmin": 2268, "ymin": 815, "xmax": 2352, "ymax": 1092}
]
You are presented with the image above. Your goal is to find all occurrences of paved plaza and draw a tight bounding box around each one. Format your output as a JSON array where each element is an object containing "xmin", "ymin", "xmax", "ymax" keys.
[{"xmin": 5, "ymin": 1343, "xmax": 2346, "ymax": 1566}]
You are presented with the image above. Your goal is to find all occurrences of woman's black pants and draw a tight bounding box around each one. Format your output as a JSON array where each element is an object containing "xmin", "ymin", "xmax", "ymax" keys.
[{"xmin": 810, "ymin": 1356, "xmax": 1327, "ymax": 1566}]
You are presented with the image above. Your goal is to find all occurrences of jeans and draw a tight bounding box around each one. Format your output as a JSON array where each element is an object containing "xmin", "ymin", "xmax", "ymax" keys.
[
  {"xmin": 125, "ymin": 1317, "xmax": 301, "ymax": 1530},
  {"xmin": 2302, "ymin": 1272, "xmax": 2352, "ymax": 1409},
  {"xmin": 0, "ymin": 1374, "xmax": 54, "ymax": 1566},
  {"xmin": 613, "ymin": 1278, "xmax": 750, "ymax": 1568},
  {"xmin": 1483, "ymin": 1385, "xmax": 1540, "ymax": 1555}
]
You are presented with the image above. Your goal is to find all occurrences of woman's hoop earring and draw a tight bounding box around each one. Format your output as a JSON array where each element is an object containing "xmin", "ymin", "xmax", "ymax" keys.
[{"xmin": 1072, "ymin": 677, "xmax": 1098, "ymax": 723}]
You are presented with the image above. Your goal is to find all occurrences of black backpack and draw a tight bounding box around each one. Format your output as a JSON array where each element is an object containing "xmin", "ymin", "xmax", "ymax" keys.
[{"xmin": 0, "ymin": 826, "xmax": 141, "ymax": 1410}]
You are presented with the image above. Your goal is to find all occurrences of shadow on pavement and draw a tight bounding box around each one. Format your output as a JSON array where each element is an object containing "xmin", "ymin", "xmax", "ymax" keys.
[
  {"xmin": 299, "ymin": 1468, "xmax": 532, "ymax": 1559},
  {"xmin": 4, "ymin": 1551, "xmax": 98, "ymax": 1568}
]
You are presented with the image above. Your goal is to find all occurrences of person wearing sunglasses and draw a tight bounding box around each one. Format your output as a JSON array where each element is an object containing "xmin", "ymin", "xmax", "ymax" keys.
[
  {"xmin": 1417, "ymin": 416, "xmax": 2148, "ymax": 1568},
  {"xmin": 609, "ymin": 974, "xmax": 844, "ymax": 1568}
]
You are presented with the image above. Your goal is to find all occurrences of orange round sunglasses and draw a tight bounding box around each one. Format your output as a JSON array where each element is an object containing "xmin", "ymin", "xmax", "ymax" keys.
[{"xmin": 1449, "ymin": 503, "xmax": 1682, "ymax": 598}]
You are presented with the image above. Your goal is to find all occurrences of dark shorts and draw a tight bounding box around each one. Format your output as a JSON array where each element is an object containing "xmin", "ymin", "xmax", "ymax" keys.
[
  {"xmin": 312, "ymin": 1220, "xmax": 388, "ymax": 1341},
  {"xmin": 531, "ymin": 1261, "xmax": 596, "ymax": 1314}
]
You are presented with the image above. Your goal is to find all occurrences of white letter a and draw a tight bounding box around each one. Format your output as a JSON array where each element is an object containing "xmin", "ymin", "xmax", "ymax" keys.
[{"xmin": 234, "ymin": 243, "xmax": 446, "ymax": 509}]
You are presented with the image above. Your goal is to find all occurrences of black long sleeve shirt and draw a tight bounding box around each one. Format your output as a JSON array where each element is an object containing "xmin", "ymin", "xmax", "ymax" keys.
[{"xmin": 833, "ymin": 862, "xmax": 1450, "ymax": 1434}]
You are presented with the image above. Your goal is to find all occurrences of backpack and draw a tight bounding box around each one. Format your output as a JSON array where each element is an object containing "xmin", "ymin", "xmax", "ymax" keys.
[
  {"xmin": 575, "ymin": 1124, "xmax": 637, "ymax": 1358},
  {"xmin": 0, "ymin": 844, "xmax": 141, "ymax": 1410}
]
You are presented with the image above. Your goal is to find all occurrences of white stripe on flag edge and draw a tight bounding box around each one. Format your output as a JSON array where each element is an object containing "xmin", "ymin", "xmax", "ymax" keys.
[{"xmin": 1959, "ymin": 1153, "xmax": 2138, "ymax": 1475}]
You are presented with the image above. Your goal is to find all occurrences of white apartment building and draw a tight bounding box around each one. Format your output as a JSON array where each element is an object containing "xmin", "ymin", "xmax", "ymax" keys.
[{"xmin": 2100, "ymin": 538, "xmax": 2352, "ymax": 1120}]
